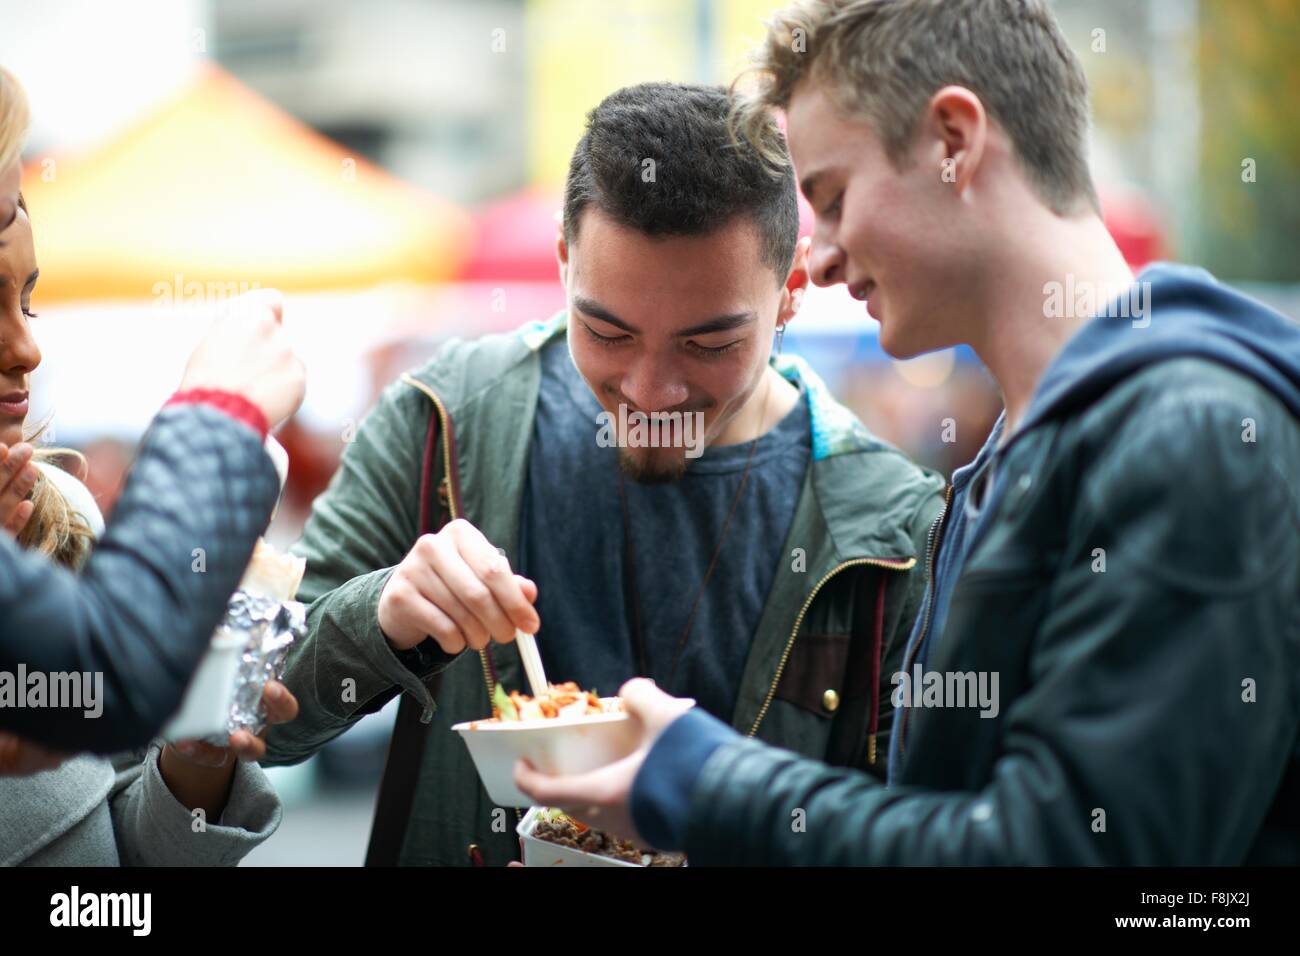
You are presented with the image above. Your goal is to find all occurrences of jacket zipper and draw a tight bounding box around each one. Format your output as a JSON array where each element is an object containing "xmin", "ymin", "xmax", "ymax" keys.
[
  {"xmin": 896, "ymin": 483, "xmax": 954, "ymax": 759},
  {"xmin": 402, "ymin": 373, "xmax": 521, "ymax": 841},
  {"xmin": 747, "ymin": 555, "xmax": 916, "ymax": 766}
]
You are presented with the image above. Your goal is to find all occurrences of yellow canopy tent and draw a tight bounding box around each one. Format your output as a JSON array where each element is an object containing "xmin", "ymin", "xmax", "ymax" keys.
[{"xmin": 22, "ymin": 66, "xmax": 472, "ymax": 303}]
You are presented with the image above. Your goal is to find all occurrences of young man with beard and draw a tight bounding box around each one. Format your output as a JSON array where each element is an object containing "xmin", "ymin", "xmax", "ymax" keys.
[
  {"xmin": 517, "ymin": 0, "xmax": 1300, "ymax": 866},
  {"xmin": 263, "ymin": 81, "xmax": 944, "ymax": 865}
]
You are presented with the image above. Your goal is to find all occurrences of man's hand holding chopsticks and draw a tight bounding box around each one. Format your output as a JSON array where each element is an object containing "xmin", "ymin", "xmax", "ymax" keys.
[{"xmin": 378, "ymin": 518, "xmax": 539, "ymax": 654}]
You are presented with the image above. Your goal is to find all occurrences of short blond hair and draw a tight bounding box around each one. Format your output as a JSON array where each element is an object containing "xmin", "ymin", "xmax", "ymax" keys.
[
  {"xmin": 0, "ymin": 66, "xmax": 31, "ymax": 171},
  {"xmin": 731, "ymin": 0, "xmax": 1099, "ymax": 215}
]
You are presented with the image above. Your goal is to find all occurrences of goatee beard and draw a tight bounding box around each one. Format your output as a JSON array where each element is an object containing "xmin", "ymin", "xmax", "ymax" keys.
[{"xmin": 617, "ymin": 447, "xmax": 689, "ymax": 485}]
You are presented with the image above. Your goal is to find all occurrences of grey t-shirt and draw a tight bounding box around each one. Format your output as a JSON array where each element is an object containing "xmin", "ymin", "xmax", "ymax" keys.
[{"xmin": 519, "ymin": 339, "xmax": 810, "ymax": 723}]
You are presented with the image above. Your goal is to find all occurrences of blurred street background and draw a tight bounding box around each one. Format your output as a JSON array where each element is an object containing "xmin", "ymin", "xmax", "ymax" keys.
[{"xmin": 1, "ymin": 0, "xmax": 1296, "ymax": 864}]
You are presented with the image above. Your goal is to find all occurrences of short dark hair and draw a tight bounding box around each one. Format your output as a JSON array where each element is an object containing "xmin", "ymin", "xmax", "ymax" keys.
[{"xmin": 563, "ymin": 82, "xmax": 800, "ymax": 283}]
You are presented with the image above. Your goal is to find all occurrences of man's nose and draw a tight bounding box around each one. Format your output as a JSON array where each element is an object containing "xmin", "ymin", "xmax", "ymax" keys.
[
  {"xmin": 809, "ymin": 230, "xmax": 846, "ymax": 288},
  {"xmin": 621, "ymin": 356, "xmax": 689, "ymax": 413}
]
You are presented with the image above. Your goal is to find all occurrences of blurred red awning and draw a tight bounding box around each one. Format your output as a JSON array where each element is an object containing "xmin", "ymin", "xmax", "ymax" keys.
[
  {"xmin": 459, "ymin": 184, "xmax": 816, "ymax": 284},
  {"xmin": 459, "ymin": 187, "xmax": 564, "ymax": 282},
  {"xmin": 1101, "ymin": 187, "xmax": 1167, "ymax": 270}
]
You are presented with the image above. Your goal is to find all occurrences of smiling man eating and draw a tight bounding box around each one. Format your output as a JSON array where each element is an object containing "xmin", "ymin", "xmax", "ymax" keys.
[{"xmin": 264, "ymin": 81, "xmax": 944, "ymax": 866}]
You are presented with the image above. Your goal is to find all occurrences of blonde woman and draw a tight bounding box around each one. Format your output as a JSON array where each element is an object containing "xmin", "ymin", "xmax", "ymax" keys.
[
  {"xmin": 0, "ymin": 66, "xmax": 306, "ymax": 766},
  {"xmin": 0, "ymin": 121, "xmax": 299, "ymax": 864}
]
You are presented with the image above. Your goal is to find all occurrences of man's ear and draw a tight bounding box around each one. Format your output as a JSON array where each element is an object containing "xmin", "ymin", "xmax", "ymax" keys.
[
  {"xmin": 778, "ymin": 235, "xmax": 812, "ymax": 326},
  {"xmin": 555, "ymin": 228, "xmax": 569, "ymax": 285},
  {"xmin": 926, "ymin": 85, "xmax": 986, "ymax": 197}
]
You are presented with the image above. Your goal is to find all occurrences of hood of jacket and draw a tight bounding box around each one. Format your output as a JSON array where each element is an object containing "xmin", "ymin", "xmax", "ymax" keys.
[{"xmin": 1017, "ymin": 262, "xmax": 1300, "ymax": 443}]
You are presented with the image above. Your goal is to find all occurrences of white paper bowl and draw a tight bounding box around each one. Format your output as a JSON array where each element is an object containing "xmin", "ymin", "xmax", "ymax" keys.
[
  {"xmin": 516, "ymin": 806, "xmax": 641, "ymax": 867},
  {"xmin": 451, "ymin": 697, "xmax": 638, "ymax": 807}
]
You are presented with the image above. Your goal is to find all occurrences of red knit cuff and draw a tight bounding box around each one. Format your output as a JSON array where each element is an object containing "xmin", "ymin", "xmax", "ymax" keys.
[{"xmin": 164, "ymin": 389, "xmax": 269, "ymax": 439}]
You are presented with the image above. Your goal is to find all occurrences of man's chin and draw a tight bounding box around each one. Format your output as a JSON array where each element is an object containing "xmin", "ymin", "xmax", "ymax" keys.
[
  {"xmin": 618, "ymin": 448, "xmax": 688, "ymax": 485},
  {"xmin": 878, "ymin": 321, "xmax": 939, "ymax": 361}
]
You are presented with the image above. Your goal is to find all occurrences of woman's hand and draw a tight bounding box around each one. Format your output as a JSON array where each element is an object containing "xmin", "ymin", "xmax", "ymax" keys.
[
  {"xmin": 159, "ymin": 680, "xmax": 299, "ymax": 817},
  {"xmin": 178, "ymin": 290, "xmax": 306, "ymax": 429},
  {"xmin": 0, "ymin": 446, "xmax": 66, "ymax": 774},
  {"xmin": 0, "ymin": 442, "xmax": 38, "ymax": 538},
  {"xmin": 0, "ymin": 447, "xmax": 64, "ymax": 774}
]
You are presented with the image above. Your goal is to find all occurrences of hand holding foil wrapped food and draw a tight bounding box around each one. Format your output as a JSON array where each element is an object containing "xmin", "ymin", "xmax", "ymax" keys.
[
  {"xmin": 165, "ymin": 678, "xmax": 299, "ymax": 769},
  {"xmin": 161, "ymin": 538, "xmax": 308, "ymax": 746}
]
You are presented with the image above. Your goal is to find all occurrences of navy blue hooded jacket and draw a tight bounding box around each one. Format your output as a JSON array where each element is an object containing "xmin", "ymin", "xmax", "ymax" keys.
[{"xmin": 633, "ymin": 263, "xmax": 1300, "ymax": 863}]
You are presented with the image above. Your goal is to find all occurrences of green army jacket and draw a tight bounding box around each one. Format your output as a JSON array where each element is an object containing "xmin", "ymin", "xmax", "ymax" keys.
[{"xmin": 264, "ymin": 313, "xmax": 944, "ymax": 865}]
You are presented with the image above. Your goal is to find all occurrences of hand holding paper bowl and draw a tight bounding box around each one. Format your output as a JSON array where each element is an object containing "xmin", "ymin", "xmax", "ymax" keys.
[{"xmin": 484, "ymin": 678, "xmax": 697, "ymax": 846}]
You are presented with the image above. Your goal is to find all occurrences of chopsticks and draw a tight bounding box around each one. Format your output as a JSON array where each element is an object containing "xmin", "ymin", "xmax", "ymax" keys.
[{"xmin": 516, "ymin": 630, "xmax": 549, "ymax": 699}]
